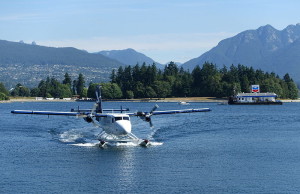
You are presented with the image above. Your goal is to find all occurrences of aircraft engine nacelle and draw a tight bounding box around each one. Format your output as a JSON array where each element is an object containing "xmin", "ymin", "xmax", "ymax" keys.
[{"xmin": 84, "ymin": 116, "xmax": 93, "ymax": 123}]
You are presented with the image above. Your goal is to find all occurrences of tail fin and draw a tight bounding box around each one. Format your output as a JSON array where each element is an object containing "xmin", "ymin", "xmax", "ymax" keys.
[{"xmin": 95, "ymin": 85, "xmax": 103, "ymax": 113}]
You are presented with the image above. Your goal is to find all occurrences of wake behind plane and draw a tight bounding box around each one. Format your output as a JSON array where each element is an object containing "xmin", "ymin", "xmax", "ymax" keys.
[{"xmin": 11, "ymin": 86, "xmax": 211, "ymax": 147}]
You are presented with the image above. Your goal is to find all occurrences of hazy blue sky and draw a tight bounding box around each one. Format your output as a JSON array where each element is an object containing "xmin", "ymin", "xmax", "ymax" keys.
[{"xmin": 1, "ymin": 0, "xmax": 299, "ymax": 63}]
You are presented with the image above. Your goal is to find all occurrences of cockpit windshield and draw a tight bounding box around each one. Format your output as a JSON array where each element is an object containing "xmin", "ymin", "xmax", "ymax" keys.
[{"xmin": 115, "ymin": 116, "xmax": 130, "ymax": 121}]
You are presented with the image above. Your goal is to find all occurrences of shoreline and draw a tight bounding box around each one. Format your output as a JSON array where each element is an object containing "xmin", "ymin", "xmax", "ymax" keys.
[
  {"xmin": 3, "ymin": 97, "xmax": 227, "ymax": 103},
  {"xmin": 2, "ymin": 97, "xmax": 300, "ymax": 103}
]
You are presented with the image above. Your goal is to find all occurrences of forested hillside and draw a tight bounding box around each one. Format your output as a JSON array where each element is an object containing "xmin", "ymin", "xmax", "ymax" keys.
[{"xmin": 0, "ymin": 40, "xmax": 124, "ymax": 87}]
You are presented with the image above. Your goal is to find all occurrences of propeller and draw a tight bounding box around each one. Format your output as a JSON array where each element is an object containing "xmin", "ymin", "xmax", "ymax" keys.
[
  {"xmin": 136, "ymin": 104, "xmax": 159, "ymax": 127},
  {"xmin": 79, "ymin": 85, "xmax": 102, "ymax": 127},
  {"xmin": 83, "ymin": 102, "xmax": 100, "ymax": 127}
]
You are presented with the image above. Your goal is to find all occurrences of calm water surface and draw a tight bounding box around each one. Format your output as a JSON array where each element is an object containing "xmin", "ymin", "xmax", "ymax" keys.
[{"xmin": 1, "ymin": 101, "xmax": 300, "ymax": 193}]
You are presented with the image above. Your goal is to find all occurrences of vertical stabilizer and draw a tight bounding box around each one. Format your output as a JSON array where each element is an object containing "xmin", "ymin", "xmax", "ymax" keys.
[{"xmin": 96, "ymin": 85, "xmax": 103, "ymax": 113}]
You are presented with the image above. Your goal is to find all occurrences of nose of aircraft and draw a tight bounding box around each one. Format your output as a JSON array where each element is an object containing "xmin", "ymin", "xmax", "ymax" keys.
[{"xmin": 116, "ymin": 121, "xmax": 132, "ymax": 135}]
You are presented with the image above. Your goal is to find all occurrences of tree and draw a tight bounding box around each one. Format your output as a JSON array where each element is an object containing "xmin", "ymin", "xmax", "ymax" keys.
[
  {"xmin": 164, "ymin": 61, "xmax": 179, "ymax": 77},
  {"xmin": 0, "ymin": 92, "xmax": 9, "ymax": 100},
  {"xmin": 62, "ymin": 73, "xmax": 72, "ymax": 86},
  {"xmin": 0, "ymin": 82, "xmax": 9, "ymax": 95},
  {"xmin": 240, "ymin": 75, "xmax": 250, "ymax": 92},
  {"xmin": 31, "ymin": 76, "xmax": 73, "ymax": 98},
  {"xmin": 191, "ymin": 65, "xmax": 202, "ymax": 96},
  {"xmin": 283, "ymin": 73, "xmax": 298, "ymax": 99},
  {"xmin": 153, "ymin": 81, "xmax": 171, "ymax": 98},
  {"xmin": 110, "ymin": 69, "xmax": 117, "ymax": 83},
  {"xmin": 76, "ymin": 73, "xmax": 85, "ymax": 97},
  {"xmin": 87, "ymin": 83, "xmax": 122, "ymax": 99},
  {"xmin": 125, "ymin": 90, "xmax": 134, "ymax": 99},
  {"xmin": 0, "ymin": 82, "xmax": 9, "ymax": 96},
  {"xmin": 0, "ymin": 82, "xmax": 9, "ymax": 100},
  {"xmin": 144, "ymin": 86, "xmax": 156, "ymax": 98},
  {"xmin": 133, "ymin": 81, "xmax": 145, "ymax": 98},
  {"xmin": 87, "ymin": 83, "xmax": 98, "ymax": 99},
  {"xmin": 57, "ymin": 84, "xmax": 73, "ymax": 98},
  {"xmin": 72, "ymin": 80, "xmax": 77, "ymax": 95},
  {"xmin": 11, "ymin": 83, "xmax": 30, "ymax": 97},
  {"xmin": 30, "ymin": 88, "xmax": 40, "ymax": 97},
  {"xmin": 101, "ymin": 83, "xmax": 122, "ymax": 99}
]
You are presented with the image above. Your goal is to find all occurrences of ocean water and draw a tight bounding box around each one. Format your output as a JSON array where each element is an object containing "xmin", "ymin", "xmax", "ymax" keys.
[{"xmin": 1, "ymin": 101, "xmax": 300, "ymax": 193}]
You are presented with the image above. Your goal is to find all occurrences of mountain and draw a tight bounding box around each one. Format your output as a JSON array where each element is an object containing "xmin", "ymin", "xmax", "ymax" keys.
[
  {"xmin": 164, "ymin": 61, "xmax": 182, "ymax": 66},
  {"xmin": 97, "ymin": 48, "xmax": 163, "ymax": 68},
  {"xmin": 182, "ymin": 24, "xmax": 300, "ymax": 83},
  {"xmin": 0, "ymin": 40, "xmax": 124, "ymax": 88}
]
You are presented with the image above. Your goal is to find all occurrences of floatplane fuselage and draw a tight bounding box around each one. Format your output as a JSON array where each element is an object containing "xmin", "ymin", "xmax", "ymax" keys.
[
  {"xmin": 11, "ymin": 85, "xmax": 211, "ymax": 147},
  {"xmin": 98, "ymin": 114, "xmax": 132, "ymax": 136}
]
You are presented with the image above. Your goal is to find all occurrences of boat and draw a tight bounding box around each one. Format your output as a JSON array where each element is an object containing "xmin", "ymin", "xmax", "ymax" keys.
[
  {"xmin": 178, "ymin": 101, "xmax": 190, "ymax": 105},
  {"xmin": 228, "ymin": 85, "xmax": 283, "ymax": 105}
]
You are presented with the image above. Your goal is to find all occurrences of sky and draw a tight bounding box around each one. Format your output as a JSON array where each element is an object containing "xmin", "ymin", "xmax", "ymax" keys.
[{"xmin": 1, "ymin": 0, "xmax": 300, "ymax": 64}]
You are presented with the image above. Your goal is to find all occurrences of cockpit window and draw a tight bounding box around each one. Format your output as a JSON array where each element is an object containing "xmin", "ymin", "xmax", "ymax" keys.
[
  {"xmin": 114, "ymin": 116, "xmax": 130, "ymax": 121},
  {"xmin": 115, "ymin": 117, "xmax": 122, "ymax": 121}
]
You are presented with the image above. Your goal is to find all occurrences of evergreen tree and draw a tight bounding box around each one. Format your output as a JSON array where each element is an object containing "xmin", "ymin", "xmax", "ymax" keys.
[
  {"xmin": 62, "ymin": 73, "xmax": 72, "ymax": 86},
  {"xmin": 110, "ymin": 69, "xmax": 117, "ymax": 83},
  {"xmin": 76, "ymin": 73, "xmax": 85, "ymax": 97},
  {"xmin": 283, "ymin": 73, "xmax": 298, "ymax": 99}
]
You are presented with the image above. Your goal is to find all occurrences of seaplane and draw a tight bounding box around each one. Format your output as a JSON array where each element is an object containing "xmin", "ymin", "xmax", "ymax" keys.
[{"xmin": 11, "ymin": 86, "xmax": 211, "ymax": 147}]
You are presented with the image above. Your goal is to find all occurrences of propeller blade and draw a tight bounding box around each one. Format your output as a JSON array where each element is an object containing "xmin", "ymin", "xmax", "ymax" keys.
[
  {"xmin": 150, "ymin": 104, "xmax": 159, "ymax": 114},
  {"xmin": 91, "ymin": 118, "xmax": 100, "ymax": 127},
  {"xmin": 95, "ymin": 90, "xmax": 99, "ymax": 102},
  {"xmin": 149, "ymin": 118, "xmax": 154, "ymax": 128},
  {"xmin": 95, "ymin": 85, "xmax": 101, "ymax": 103},
  {"xmin": 91, "ymin": 103, "xmax": 98, "ymax": 114}
]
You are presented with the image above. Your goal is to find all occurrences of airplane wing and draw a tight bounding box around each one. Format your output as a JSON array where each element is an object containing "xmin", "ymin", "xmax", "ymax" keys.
[
  {"xmin": 11, "ymin": 110, "xmax": 108, "ymax": 117},
  {"xmin": 152, "ymin": 108, "xmax": 211, "ymax": 115},
  {"xmin": 127, "ymin": 108, "xmax": 211, "ymax": 116}
]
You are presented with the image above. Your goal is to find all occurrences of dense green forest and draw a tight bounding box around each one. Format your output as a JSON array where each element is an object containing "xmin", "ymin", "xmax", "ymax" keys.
[
  {"xmin": 1, "ymin": 62, "xmax": 298, "ymax": 100},
  {"xmin": 110, "ymin": 62, "xmax": 298, "ymax": 99}
]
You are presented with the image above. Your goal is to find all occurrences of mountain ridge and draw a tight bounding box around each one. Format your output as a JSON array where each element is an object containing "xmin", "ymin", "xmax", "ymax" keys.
[
  {"xmin": 2, "ymin": 23, "xmax": 300, "ymax": 87},
  {"xmin": 182, "ymin": 23, "xmax": 300, "ymax": 83},
  {"xmin": 97, "ymin": 48, "xmax": 163, "ymax": 68}
]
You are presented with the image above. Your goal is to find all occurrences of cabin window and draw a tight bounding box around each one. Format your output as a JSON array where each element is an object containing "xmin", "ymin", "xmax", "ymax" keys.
[{"xmin": 123, "ymin": 117, "xmax": 130, "ymax": 120}]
